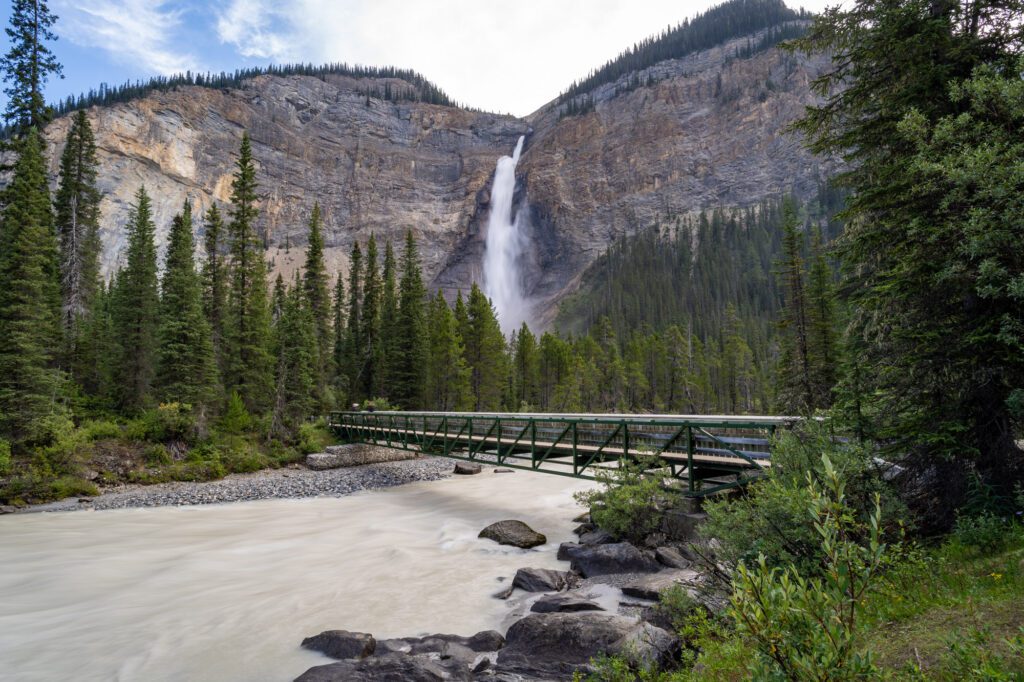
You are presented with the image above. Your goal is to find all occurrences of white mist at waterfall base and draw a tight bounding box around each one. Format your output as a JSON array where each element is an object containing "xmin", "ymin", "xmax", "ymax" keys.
[
  {"xmin": 0, "ymin": 472, "xmax": 595, "ymax": 682},
  {"xmin": 483, "ymin": 135, "xmax": 531, "ymax": 333}
]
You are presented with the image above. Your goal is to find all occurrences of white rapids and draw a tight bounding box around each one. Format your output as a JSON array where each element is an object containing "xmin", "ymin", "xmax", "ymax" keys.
[{"xmin": 0, "ymin": 470, "xmax": 596, "ymax": 682}]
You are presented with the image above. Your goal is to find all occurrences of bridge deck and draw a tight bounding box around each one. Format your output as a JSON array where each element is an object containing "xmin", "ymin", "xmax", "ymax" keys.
[{"xmin": 330, "ymin": 411, "xmax": 794, "ymax": 496}]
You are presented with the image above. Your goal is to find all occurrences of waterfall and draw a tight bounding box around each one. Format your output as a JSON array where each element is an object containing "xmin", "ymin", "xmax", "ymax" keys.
[{"xmin": 483, "ymin": 135, "xmax": 529, "ymax": 333}]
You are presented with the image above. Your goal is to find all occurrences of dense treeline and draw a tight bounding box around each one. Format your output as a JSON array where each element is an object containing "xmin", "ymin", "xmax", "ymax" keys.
[
  {"xmin": 556, "ymin": 0, "xmax": 807, "ymax": 115},
  {"xmin": 1, "ymin": 62, "xmax": 458, "ymax": 137}
]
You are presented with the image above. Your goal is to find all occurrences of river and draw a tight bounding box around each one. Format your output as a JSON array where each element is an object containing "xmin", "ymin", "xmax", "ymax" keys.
[{"xmin": 0, "ymin": 470, "xmax": 597, "ymax": 681}]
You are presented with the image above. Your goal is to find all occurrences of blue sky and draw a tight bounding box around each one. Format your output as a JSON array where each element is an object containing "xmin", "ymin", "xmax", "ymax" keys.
[{"xmin": 5, "ymin": 0, "xmax": 831, "ymax": 117}]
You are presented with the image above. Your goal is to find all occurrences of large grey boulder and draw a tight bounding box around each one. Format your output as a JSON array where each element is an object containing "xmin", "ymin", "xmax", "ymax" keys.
[
  {"xmin": 566, "ymin": 542, "xmax": 661, "ymax": 578},
  {"xmin": 655, "ymin": 546, "xmax": 692, "ymax": 569},
  {"xmin": 306, "ymin": 445, "xmax": 415, "ymax": 470},
  {"xmin": 453, "ymin": 462, "xmax": 482, "ymax": 475},
  {"xmin": 578, "ymin": 528, "xmax": 615, "ymax": 545},
  {"xmin": 294, "ymin": 653, "xmax": 457, "ymax": 681},
  {"xmin": 621, "ymin": 570, "xmax": 701, "ymax": 601},
  {"xmin": 557, "ymin": 542, "xmax": 580, "ymax": 560},
  {"xmin": 659, "ymin": 509, "xmax": 708, "ymax": 543},
  {"xmin": 300, "ymin": 630, "xmax": 376, "ymax": 660},
  {"xmin": 478, "ymin": 520, "xmax": 547, "ymax": 549},
  {"xmin": 494, "ymin": 612, "xmax": 677, "ymax": 678},
  {"xmin": 530, "ymin": 593, "xmax": 605, "ymax": 614},
  {"xmin": 512, "ymin": 568, "xmax": 576, "ymax": 592}
]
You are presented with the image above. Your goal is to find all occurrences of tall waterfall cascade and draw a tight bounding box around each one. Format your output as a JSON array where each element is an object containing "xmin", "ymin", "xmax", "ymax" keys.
[{"xmin": 483, "ymin": 135, "xmax": 530, "ymax": 333}]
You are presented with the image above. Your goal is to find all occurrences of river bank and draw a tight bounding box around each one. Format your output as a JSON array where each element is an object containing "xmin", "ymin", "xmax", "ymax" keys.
[{"xmin": 10, "ymin": 452, "xmax": 455, "ymax": 513}]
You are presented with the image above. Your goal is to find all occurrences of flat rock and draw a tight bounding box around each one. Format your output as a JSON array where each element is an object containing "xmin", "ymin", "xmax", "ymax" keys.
[
  {"xmin": 453, "ymin": 462, "xmax": 482, "ymax": 475},
  {"xmin": 567, "ymin": 542, "xmax": 661, "ymax": 578},
  {"xmin": 294, "ymin": 653, "xmax": 456, "ymax": 681},
  {"xmin": 557, "ymin": 542, "xmax": 580, "ymax": 560},
  {"xmin": 512, "ymin": 568, "xmax": 575, "ymax": 592},
  {"xmin": 478, "ymin": 520, "xmax": 547, "ymax": 549},
  {"xmin": 301, "ymin": 630, "xmax": 376, "ymax": 660},
  {"xmin": 530, "ymin": 593, "xmax": 605, "ymax": 613},
  {"xmin": 493, "ymin": 468, "xmax": 514, "ymax": 473},
  {"xmin": 579, "ymin": 528, "xmax": 615, "ymax": 545},
  {"xmin": 621, "ymin": 570, "xmax": 700, "ymax": 601},
  {"xmin": 306, "ymin": 445, "xmax": 415, "ymax": 470},
  {"xmin": 659, "ymin": 509, "xmax": 708, "ymax": 543},
  {"xmin": 494, "ymin": 612, "xmax": 677, "ymax": 678},
  {"xmin": 655, "ymin": 546, "xmax": 692, "ymax": 569}
]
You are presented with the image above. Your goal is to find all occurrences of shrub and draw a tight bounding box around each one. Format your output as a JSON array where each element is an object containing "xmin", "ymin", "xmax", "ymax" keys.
[
  {"xmin": 574, "ymin": 456, "xmax": 674, "ymax": 544},
  {"xmin": 48, "ymin": 475, "xmax": 99, "ymax": 499},
  {"xmin": 79, "ymin": 419, "xmax": 122, "ymax": 441},
  {"xmin": 124, "ymin": 404, "xmax": 197, "ymax": 443},
  {"xmin": 951, "ymin": 512, "xmax": 1016, "ymax": 554},
  {"xmin": 729, "ymin": 455, "xmax": 885, "ymax": 680},
  {"xmin": 143, "ymin": 444, "xmax": 172, "ymax": 466},
  {"xmin": 0, "ymin": 440, "xmax": 10, "ymax": 476},
  {"xmin": 298, "ymin": 419, "xmax": 330, "ymax": 455},
  {"xmin": 942, "ymin": 627, "xmax": 1024, "ymax": 680}
]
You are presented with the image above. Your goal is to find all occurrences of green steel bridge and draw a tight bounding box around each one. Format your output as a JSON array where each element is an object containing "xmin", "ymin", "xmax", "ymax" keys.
[{"xmin": 328, "ymin": 411, "xmax": 796, "ymax": 497}]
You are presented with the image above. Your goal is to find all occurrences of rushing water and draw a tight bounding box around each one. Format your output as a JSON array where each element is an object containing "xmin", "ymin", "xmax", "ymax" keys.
[
  {"xmin": 0, "ymin": 471, "xmax": 597, "ymax": 682},
  {"xmin": 483, "ymin": 135, "xmax": 530, "ymax": 333}
]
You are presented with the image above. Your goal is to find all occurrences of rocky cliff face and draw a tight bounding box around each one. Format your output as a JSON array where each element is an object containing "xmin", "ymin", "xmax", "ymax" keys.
[{"xmin": 37, "ymin": 29, "xmax": 833, "ymax": 326}]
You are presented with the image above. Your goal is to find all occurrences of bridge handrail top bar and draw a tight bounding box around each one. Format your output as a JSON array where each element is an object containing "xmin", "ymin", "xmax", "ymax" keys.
[{"xmin": 330, "ymin": 410, "xmax": 799, "ymax": 426}]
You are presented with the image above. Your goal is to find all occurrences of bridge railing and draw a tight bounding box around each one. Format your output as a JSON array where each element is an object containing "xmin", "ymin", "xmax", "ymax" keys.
[{"xmin": 328, "ymin": 411, "xmax": 796, "ymax": 495}]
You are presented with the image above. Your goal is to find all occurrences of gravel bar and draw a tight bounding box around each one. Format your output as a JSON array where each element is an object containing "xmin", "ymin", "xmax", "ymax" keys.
[{"xmin": 19, "ymin": 457, "xmax": 454, "ymax": 513}]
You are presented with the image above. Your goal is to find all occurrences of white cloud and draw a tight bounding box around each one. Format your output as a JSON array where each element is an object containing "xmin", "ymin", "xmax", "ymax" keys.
[{"xmin": 56, "ymin": 0, "xmax": 198, "ymax": 75}]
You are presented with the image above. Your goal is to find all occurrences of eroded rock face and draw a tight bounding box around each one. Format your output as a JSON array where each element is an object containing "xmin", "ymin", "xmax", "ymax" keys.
[{"xmin": 33, "ymin": 30, "xmax": 834, "ymax": 325}]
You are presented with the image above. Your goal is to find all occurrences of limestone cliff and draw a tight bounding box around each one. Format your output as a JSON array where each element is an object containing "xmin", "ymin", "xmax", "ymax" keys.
[{"xmin": 36, "ymin": 29, "xmax": 833, "ymax": 326}]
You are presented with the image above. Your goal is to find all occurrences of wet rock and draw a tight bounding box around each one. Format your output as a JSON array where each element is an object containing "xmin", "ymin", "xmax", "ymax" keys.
[
  {"xmin": 0, "ymin": 505, "xmax": 16, "ymax": 514},
  {"xmin": 660, "ymin": 510, "xmax": 708, "ymax": 543},
  {"xmin": 294, "ymin": 653, "xmax": 456, "ymax": 681},
  {"xmin": 478, "ymin": 520, "xmax": 547, "ymax": 549},
  {"xmin": 493, "ymin": 468, "xmax": 514, "ymax": 473},
  {"xmin": 655, "ymin": 546, "xmax": 691, "ymax": 569},
  {"xmin": 572, "ymin": 511, "xmax": 591, "ymax": 523},
  {"xmin": 643, "ymin": 532, "xmax": 667, "ymax": 549},
  {"xmin": 621, "ymin": 570, "xmax": 700, "ymax": 601},
  {"xmin": 557, "ymin": 542, "xmax": 580, "ymax": 561},
  {"xmin": 492, "ymin": 584, "xmax": 515, "ymax": 600},
  {"xmin": 453, "ymin": 462, "xmax": 482, "ymax": 475},
  {"xmin": 567, "ymin": 542, "xmax": 661, "ymax": 578},
  {"xmin": 512, "ymin": 568, "xmax": 575, "ymax": 592},
  {"xmin": 530, "ymin": 593, "xmax": 605, "ymax": 613},
  {"xmin": 579, "ymin": 529, "xmax": 615, "ymax": 545},
  {"xmin": 306, "ymin": 445, "xmax": 415, "ymax": 470},
  {"xmin": 301, "ymin": 630, "xmax": 376, "ymax": 660},
  {"xmin": 573, "ymin": 522, "xmax": 596, "ymax": 535},
  {"xmin": 494, "ymin": 612, "xmax": 677, "ymax": 678}
]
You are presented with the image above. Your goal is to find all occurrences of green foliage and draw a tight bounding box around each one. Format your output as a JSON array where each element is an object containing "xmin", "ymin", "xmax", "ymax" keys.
[
  {"xmin": 574, "ymin": 457, "xmax": 674, "ymax": 545},
  {"xmin": 0, "ymin": 439, "xmax": 11, "ymax": 475},
  {"xmin": 123, "ymin": 404, "xmax": 197, "ymax": 443},
  {"xmin": 464, "ymin": 284, "xmax": 507, "ymax": 411},
  {"xmin": 270, "ymin": 275, "xmax": 318, "ymax": 435},
  {"xmin": 0, "ymin": 129, "xmax": 65, "ymax": 445},
  {"xmin": 201, "ymin": 204, "xmax": 227, "ymax": 375},
  {"xmin": 941, "ymin": 627, "xmax": 1024, "ymax": 681},
  {"xmin": 78, "ymin": 419, "xmax": 120, "ymax": 441},
  {"xmin": 143, "ymin": 443, "xmax": 172, "ymax": 466},
  {"xmin": 730, "ymin": 455, "xmax": 886, "ymax": 680},
  {"xmin": 298, "ymin": 419, "xmax": 331, "ymax": 455},
  {"xmin": 392, "ymin": 230, "xmax": 428, "ymax": 409},
  {"xmin": 302, "ymin": 203, "xmax": 333, "ymax": 412},
  {"xmin": 1, "ymin": 0, "xmax": 62, "ymax": 131},
  {"xmin": 423, "ymin": 290, "xmax": 471, "ymax": 411},
  {"xmin": 951, "ymin": 512, "xmax": 1017, "ymax": 555},
  {"xmin": 219, "ymin": 391, "xmax": 253, "ymax": 434}
]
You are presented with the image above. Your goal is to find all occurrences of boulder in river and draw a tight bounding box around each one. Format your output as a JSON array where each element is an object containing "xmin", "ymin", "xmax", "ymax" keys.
[
  {"xmin": 655, "ymin": 545, "xmax": 692, "ymax": 569},
  {"xmin": 453, "ymin": 462, "xmax": 482, "ymax": 475},
  {"xmin": 557, "ymin": 541, "xmax": 580, "ymax": 560},
  {"xmin": 621, "ymin": 570, "xmax": 701, "ymax": 601},
  {"xmin": 512, "ymin": 567, "xmax": 576, "ymax": 592},
  {"xmin": 478, "ymin": 520, "xmax": 547, "ymax": 549},
  {"xmin": 578, "ymin": 528, "xmax": 615, "ymax": 545},
  {"xmin": 301, "ymin": 630, "xmax": 376, "ymax": 660},
  {"xmin": 530, "ymin": 593, "xmax": 605, "ymax": 613},
  {"xmin": 294, "ymin": 653, "xmax": 453, "ymax": 681},
  {"xmin": 566, "ymin": 542, "xmax": 661, "ymax": 578},
  {"xmin": 495, "ymin": 612, "xmax": 677, "ymax": 678}
]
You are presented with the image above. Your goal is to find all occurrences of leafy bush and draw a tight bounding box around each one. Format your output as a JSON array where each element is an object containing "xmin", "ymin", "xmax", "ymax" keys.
[
  {"xmin": 952, "ymin": 512, "xmax": 1016, "ymax": 554},
  {"xmin": 48, "ymin": 475, "xmax": 99, "ymax": 499},
  {"xmin": 704, "ymin": 418, "xmax": 906, "ymax": 575},
  {"xmin": 79, "ymin": 419, "xmax": 122, "ymax": 441},
  {"xmin": 942, "ymin": 627, "xmax": 1024, "ymax": 680},
  {"xmin": 574, "ymin": 456, "xmax": 674, "ymax": 544},
  {"xmin": 0, "ymin": 440, "xmax": 10, "ymax": 476},
  {"xmin": 124, "ymin": 404, "xmax": 197, "ymax": 443},
  {"xmin": 143, "ymin": 444, "xmax": 172, "ymax": 466},
  {"xmin": 655, "ymin": 584, "xmax": 699, "ymax": 634},
  {"xmin": 298, "ymin": 419, "xmax": 330, "ymax": 455},
  {"xmin": 730, "ymin": 455, "xmax": 885, "ymax": 680}
]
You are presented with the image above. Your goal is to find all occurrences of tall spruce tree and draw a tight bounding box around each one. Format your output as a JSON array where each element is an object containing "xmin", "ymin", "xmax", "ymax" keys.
[
  {"xmin": 392, "ymin": 230, "xmax": 427, "ymax": 408},
  {"xmin": 423, "ymin": 291, "xmax": 470, "ymax": 411},
  {"xmin": 54, "ymin": 110, "xmax": 101, "ymax": 379},
  {"xmin": 302, "ymin": 202, "xmax": 332, "ymax": 410},
  {"xmin": 464, "ymin": 284, "xmax": 508, "ymax": 411},
  {"xmin": 271, "ymin": 274, "xmax": 317, "ymax": 434},
  {"xmin": 359, "ymin": 235, "xmax": 381, "ymax": 398},
  {"xmin": 1, "ymin": 0, "xmax": 62, "ymax": 132},
  {"xmin": 806, "ymin": 224, "xmax": 837, "ymax": 406},
  {"xmin": 379, "ymin": 239, "xmax": 399, "ymax": 400},
  {"xmin": 111, "ymin": 186, "xmax": 159, "ymax": 413},
  {"xmin": 224, "ymin": 132, "xmax": 273, "ymax": 412},
  {"xmin": 512, "ymin": 322, "xmax": 540, "ymax": 410},
  {"xmin": 201, "ymin": 204, "xmax": 227, "ymax": 375},
  {"xmin": 331, "ymin": 273, "xmax": 346, "ymax": 405},
  {"xmin": 0, "ymin": 129, "xmax": 63, "ymax": 443},
  {"xmin": 345, "ymin": 242, "xmax": 363, "ymax": 401},
  {"xmin": 156, "ymin": 200, "xmax": 218, "ymax": 409},
  {"xmin": 775, "ymin": 200, "xmax": 814, "ymax": 412}
]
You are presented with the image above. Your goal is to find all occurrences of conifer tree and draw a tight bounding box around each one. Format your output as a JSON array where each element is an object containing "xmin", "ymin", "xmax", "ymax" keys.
[
  {"xmin": 156, "ymin": 200, "xmax": 218, "ymax": 409},
  {"xmin": 423, "ymin": 291, "xmax": 470, "ymax": 411},
  {"xmin": 77, "ymin": 279, "xmax": 115, "ymax": 402},
  {"xmin": 359, "ymin": 235, "xmax": 381, "ymax": 398},
  {"xmin": 54, "ymin": 110, "xmax": 101, "ymax": 378},
  {"xmin": 464, "ymin": 284, "xmax": 508, "ymax": 411},
  {"xmin": 0, "ymin": 129, "xmax": 63, "ymax": 442},
  {"xmin": 201, "ymin": 204, "xmax": 227, "ymax": 374},
  {"xmin": 392, "ymin": 230, "xmax": 427, "ymax": 408},
  {"xmin": 345, "ymin": 242, "xmax": 363, "ymax": 400},
  {"xmin": 1, "ymin": 0, "xmax": 62, "ymax": 131},
  {"xmin": 379, "ymin": 239, "xmax": 399, "ymax": 399},
  {"xmin": 224, "ymin": 132, "xmax": 273, "ymax": 412},
  {"xmin": 271, "ymin": 275, "xmax": 317, "ymax": 434},
  {"xmin": 806, "ymin": 224, "xmax": 837, "ymax": 406},
  {"xmin": 775, "ymin": 200, "xmax": 814, "ymax": 412},
  {"xmin": 111, "ymin": 186, "xmax": 159, "ymax": 413},
  {"xmin": 271, "ymin": 273, "xmax": 286, "ymax": 324},
  {"xmin": 512, "ymin": 322, "xmax": 540, "ymax": 410},
  {"xmin": 302, "ymin": 202, "xmax": 332, "ymax": 410},
  {"xmin": 331, "ymin": 274, "xmax": 346, "ymax": 404}
]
